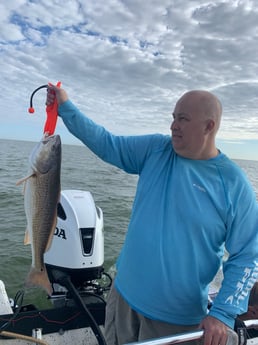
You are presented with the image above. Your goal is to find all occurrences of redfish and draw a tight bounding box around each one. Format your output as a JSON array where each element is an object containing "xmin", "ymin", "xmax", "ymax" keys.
[{"xmin": 17, "ymin": 134, "xmax": 61, "ymax": 295}]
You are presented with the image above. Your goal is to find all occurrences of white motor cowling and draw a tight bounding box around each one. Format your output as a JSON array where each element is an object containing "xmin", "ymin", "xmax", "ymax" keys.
[{"xmin": 45, "ymin": 190, "xmax": 104, "ymax": 286}]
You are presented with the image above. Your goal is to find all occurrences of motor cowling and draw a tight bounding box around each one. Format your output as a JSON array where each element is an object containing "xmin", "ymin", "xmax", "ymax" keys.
[{"xmin": 45, "ymin": 190, "xmax": 104, "ymax": 287}]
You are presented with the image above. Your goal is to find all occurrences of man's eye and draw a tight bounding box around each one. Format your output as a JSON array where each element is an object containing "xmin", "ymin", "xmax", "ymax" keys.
[{"xmin": 179, "ymin": 116, "xmax": 189, "ymax": 121}]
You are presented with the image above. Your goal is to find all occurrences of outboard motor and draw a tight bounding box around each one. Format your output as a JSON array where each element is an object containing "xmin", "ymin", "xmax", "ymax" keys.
[
  {"xmin": 44, "ymin": 190, "xmax": 109, "ymax": 345},
  {"xmin": 45, "ymin": 190, "xmax": 104, "ymax": 287}
]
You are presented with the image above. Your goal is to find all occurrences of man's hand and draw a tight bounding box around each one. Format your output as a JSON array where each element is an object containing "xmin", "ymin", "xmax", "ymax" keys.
[
  {"xmin": 46, "ymin": 84, "xmax": 68, "ymax": 106},
  {"xmin": 199, "ymin": 316, "xmax": 228, "ymax": 345}
]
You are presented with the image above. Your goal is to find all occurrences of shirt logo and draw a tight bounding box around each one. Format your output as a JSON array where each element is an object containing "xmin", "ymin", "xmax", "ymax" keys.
[
  {"xmin": 192, "ymin": 183, "xmax": 206, "ymax": 193},
  {"xmin": 225, "ymin": 263, "xmax": 258, "ymax": 305}
]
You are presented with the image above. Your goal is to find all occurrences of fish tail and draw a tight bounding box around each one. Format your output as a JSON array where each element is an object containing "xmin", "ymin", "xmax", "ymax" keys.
[{"xmin": 25, "ymin": 266, "xmax": 53, "ymax": 296}]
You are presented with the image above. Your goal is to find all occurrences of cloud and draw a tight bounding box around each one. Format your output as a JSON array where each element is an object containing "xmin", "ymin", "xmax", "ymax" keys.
[{"xmin": 0, "ymin": 0, "xmax": 258, "ymax": 159}]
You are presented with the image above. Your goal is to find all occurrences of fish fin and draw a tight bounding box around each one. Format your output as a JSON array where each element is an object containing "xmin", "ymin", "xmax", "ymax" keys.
[
  {"xmin": 25, "ymin": 266, "xmax": 53, "ymax": 296},
  {"xmin": 16, "ymin": 173, "xmax": 35, "ymax": 186},
  {"xmin": 24, "ymin": 229, "xmax": 31, "ymax": 245}
]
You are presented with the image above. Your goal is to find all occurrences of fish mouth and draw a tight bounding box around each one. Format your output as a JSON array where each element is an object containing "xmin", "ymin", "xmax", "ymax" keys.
[{"xmin": 42, "ymin": 134, "xmax": 61, "ymax": 144}]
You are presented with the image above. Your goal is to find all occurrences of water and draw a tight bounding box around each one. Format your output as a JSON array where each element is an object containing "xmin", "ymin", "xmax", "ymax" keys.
[{"xmin": 0, "ymin": 138, "xmax": 257, "ymax": 308}]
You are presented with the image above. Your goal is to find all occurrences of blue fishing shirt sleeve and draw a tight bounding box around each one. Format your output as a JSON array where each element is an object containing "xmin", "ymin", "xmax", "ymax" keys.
[{"xmin": 59, "ymin": 100, "xmax": 258, "ymax": 329}]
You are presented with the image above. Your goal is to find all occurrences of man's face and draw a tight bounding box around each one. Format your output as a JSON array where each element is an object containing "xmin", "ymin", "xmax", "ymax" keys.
[{"xmin": 170, "ymin": 95, "xmax": 211, "ymax": 159}]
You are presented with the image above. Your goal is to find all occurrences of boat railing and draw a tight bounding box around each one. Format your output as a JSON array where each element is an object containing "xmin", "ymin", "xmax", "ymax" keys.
[
  {"xmin": 123, "ymin": 330, "xmax": 204, "ymax": 345},
  {"xmin": 244, "ymin": 319, "xmax": 258, "ymax": 328},
  {"xmin": 123, "ymin": 319, "xmax": 258, "ymax": 345}
]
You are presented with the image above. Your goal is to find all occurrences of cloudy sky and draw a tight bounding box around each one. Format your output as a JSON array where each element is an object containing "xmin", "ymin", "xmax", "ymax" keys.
[{"xmin": 1, "ymin": 0, "xmax": 258, "ymax": 160}]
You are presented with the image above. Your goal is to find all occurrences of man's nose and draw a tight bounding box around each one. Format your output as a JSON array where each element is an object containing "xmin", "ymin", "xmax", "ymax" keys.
[{"xmin": 171, "ymin": 120, "xmax": 179, "ymax": 131}]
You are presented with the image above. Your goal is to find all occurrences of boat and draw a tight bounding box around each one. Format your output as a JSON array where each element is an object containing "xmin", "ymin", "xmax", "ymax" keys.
[{"xmin": 0, "ymin": 190, "xmax": 258, "ymax": 345}]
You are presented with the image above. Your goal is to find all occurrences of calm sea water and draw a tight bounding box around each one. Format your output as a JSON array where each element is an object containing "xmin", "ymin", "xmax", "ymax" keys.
[{"xmin": 0, "ymin": 138, "xmax": 257, "ymax": 307}]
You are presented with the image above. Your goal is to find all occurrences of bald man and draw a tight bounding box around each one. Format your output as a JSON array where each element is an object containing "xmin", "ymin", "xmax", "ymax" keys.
[{"xmin": 47, "ymin": 87, "xmax": 258, "ymax": 345}]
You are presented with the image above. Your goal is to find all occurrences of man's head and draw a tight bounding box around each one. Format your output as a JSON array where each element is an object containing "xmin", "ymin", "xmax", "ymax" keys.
[{"xmin": 171, "ymin": 90, "xmax": 222, "ymax": 160}]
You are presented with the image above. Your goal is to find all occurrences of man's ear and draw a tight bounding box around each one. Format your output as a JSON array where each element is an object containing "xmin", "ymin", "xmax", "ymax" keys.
[{"xmin": 205, "ymin": 119, "xmax": 215, "ymax": 133}]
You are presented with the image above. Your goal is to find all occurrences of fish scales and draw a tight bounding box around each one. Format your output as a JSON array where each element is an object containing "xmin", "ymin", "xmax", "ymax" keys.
[{"xmin": 25, "ymin": 162, "xmax": 60, "ymax": 268}]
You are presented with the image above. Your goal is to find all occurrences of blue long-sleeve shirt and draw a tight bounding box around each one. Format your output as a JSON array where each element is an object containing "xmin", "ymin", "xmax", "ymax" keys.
[{"xmin": 59, "ymin": 100, "xmax": 258, "ymax": 328}]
